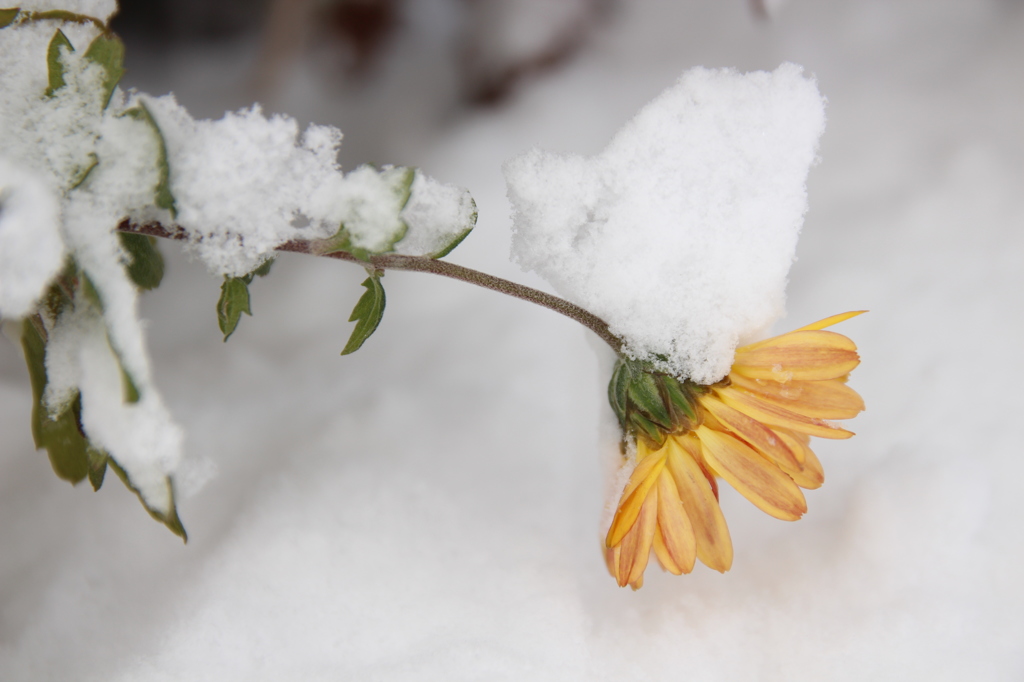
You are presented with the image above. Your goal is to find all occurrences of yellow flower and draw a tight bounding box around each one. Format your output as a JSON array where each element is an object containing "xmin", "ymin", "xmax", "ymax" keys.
[{"xmin": 604, "ymin": 312, "xmax": 865, "ymax": 589}]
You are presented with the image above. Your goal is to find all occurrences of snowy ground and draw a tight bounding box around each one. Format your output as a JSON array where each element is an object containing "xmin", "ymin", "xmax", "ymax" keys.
[{"xmin": 2, "ymin": 0, "xmax": 1023, "ymax": 679}]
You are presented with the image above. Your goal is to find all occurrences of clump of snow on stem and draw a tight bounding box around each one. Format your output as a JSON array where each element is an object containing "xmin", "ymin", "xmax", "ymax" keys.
[
  {"xmin": 505, "ymin": 63, "xmax": 826, "ymax": 383},
  {"xmin": 0, "ymin": 6, "xmax": 478, "ymax": 514}
]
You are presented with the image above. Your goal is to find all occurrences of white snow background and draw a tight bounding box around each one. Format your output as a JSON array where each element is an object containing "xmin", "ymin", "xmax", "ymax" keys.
[{"xmin": 1, "ymin": 0, "xmax": 1022, "ymax": 679}]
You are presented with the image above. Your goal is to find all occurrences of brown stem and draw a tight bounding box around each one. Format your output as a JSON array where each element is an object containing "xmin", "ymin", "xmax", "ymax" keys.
[{"xmin": 117, "ymin": 220, "xmax": 623, "ymax": 352}]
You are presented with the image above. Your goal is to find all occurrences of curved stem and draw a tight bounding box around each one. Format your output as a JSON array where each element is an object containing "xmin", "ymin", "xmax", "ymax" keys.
[{"xmin": 117, "ymin": 220, "xmax": 623, "ymax": 353}]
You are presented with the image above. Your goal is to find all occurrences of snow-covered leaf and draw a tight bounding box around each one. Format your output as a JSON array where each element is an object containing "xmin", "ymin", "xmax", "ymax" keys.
[
  {"xmin": 341, "ymin": 273, "xmax": 385, "ymax": 355},
  {"xmin": 21, "ymin": 319, "xmax": 90, "ymax": 485},
  {"xmin": 107, "ymin": 458, "xmax": 187, "ymax": 541},
  {"xmin": 44, "ymin": 28, "xmax": 73, "ymax": 97},
  {"xmin": 121, "ymin": 101, "xmax": 177, "ymax": 218},
  {"xmin": 83, "ymin": 31, "xmax": 124, "ymax": 109},
  {"xmin": 118, "ymin": 232, "xmax": 164, "ymax": 291}
]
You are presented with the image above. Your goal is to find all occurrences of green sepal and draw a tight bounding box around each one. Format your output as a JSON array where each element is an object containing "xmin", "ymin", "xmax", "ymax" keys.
[
  {"xmin": 87, "ymin": 447, "xmax": 108, "ymax": 491},
  {"xmin": 21, "ymin": 319, "xmax": 90, "ymax": 485},
  {"xmin": 341, "ymin": 273, "xmax": 385, "ymax": 355},
  {"xmin": 121, "ymin": 101, "xmax": 177, "ymax": 218},
  {"xmin": 45, "ymin": 29, "xmax": 74, "ymax": 97},
  {"xmin": 0, "ymin": 9, "xmax": 20, "ymax": 29},
  {"xmin": 217, "ymin": 276, "xmax": 251, "ymax": 342},
  {"xmin": 659, "ymin": 374, "xmax": 702, "ymax": 432},
  {"xmin": 629, "ymin": 412, "xmax": 667, "ymax": 449},
  {"xmin": 107, "ymin": 459, "xmax": 187, "ymax": 542},
  {"xmin": 608, "ymin": 359, "xmax": 630, "ymax": 429},
  {"xmin": 118, "ymin": 232, "xmax": 164, "ymax": 291},
  {"xmin": 626, "ymin": 368, "xmax": 672, "ymax": 430},
  {"xmin": 83, "ymin": 31, "xmax": 125, "ymax": 109}
]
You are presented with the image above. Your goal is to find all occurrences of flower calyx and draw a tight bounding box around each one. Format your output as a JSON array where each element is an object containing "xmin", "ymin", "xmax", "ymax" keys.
[{"xmin": 608, "ymin": 357, "xmax": 712, "ymax": 448}]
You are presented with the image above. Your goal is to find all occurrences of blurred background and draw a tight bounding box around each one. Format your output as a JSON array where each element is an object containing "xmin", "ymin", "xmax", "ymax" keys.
[{"xmin": 1, "ymin": 0, "xmax": 1022, "ymax": 679}]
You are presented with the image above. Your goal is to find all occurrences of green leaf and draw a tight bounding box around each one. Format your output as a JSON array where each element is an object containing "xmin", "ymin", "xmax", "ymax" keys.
[
  {"xmin": 69, "ymin": 152, "xmax": 99, "ymax": 190},
  {"xmin": 341, "ymin": 274, "xmax": 386, "ymax": 355},
  {"xmin": 87, "ymin": 447, "xmax": 108, "ymax": 491},
  {"xmin": 118, "ymin": 232, "xmax": 164, "ymax": 291},
  {"xmin": 217, "ymin": 276, "xmax": 252, "ymax": 341},
  {"xmin": 121, "ymin": 101, "xmax": 177, "ymax": 218},
  {"xmin": 250, "ymin": 257, "xmax": 274, "ymax": 279},
  {"xmin": 45, "ymin": 29, "xmax": 73, "ymax": 97},
  {"xmin": 0, "ymin": 9, "xmax": 20, "ymax": 28},
  {"xmin": 21, "ymin": 319, "xmax": 90, "ymax": 485},
  {"xmin": 107, "ymin": 459, "xmax": 187, "ymax": 542},
  {"xmin": 83, "ymin": 31, "xmax": 125, "ymax": 109},
  {"xmin": 428, "ymin": 197, "xmax": 477, "ymax": 259}
]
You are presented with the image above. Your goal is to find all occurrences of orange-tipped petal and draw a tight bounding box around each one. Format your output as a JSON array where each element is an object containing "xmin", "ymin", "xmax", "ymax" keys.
[
  {"xmin": 616, "ymin": 484, "xmax": 658, "ymax": 587},
  {"xmin": 701, "ymin": 395, "xmax": 802, "ymax": 471},
  {"xmin": 733, "ymin": 330, "xmax": 860, "ymax": 381},
  {"xmin": 695, "ymin": 426, "xmax": 807, "ymax": 521},
  {"xmin": 666, "ymin": 435, "xmax": 733, "ymax": 571},
  {"xmin": 773, "ymin": 428, "xmax": 824, "ymax": 489},
  {"xmin": 794, "ymin": 310, "xmax": 867, "ymax": 332},
  {"xmin": 715, "ymin": 386, "xmax": 854, "ymax": 440},
  {"xmin": 653, "ymin": 471, "xmax": 697, "ymax": 574},
  {"xmin": 605, "ymin": 451, "xmax": 666, "ymax": 547},
  {"xmin": 728, "ymin": 373, "xmax": 865, "ymax": 420}
]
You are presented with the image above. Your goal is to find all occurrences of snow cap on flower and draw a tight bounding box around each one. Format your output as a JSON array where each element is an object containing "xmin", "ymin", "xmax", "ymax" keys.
[{"xmin": 505, "ymin": 63, "xmax": 826, "ymax": 384}]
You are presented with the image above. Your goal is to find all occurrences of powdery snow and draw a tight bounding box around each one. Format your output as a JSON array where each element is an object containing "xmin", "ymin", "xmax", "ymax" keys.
[
  {"xmin": 1, "ymin": 1, "xmax": 1022, "ymax": 680},
  {"xmin": 505, "ymin": 63, "xmax": 825, "ymax": 383}
]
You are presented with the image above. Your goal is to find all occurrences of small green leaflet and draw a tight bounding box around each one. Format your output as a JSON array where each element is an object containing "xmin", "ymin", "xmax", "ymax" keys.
[
  {"xmin": 341, "ymin": 273, "xmax": 386, "ymax": 355},
  {"xmin": 45, "ymin": 29, "xmax": 73, "ymax": 97},
  {"xmin": 118, "ymin": 232, "xmax": 165, "ymax": 291},
  {"xmin": 83, "ymin": 32, "xmax": 125, "ymax": 109},
  {"xmin": 121, "ymin": 101, "xmax": 177, "ymax": 218},
  {"xmin": 0, "ymin": 9, "xmax": 20, "ymax": 28},
  {"xmin": 216, "ymin": 259, "xmax": 274, "ymax": 341},
  {"xmin": 217, "ymin": 276, "xmax": 251, "ymax": 342}
]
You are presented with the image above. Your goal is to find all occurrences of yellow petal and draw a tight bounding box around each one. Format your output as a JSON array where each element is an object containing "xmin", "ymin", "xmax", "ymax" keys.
[
  {"xmin": 794, "ymin": 310, "xmax": 867, "ymax": 332},
  {"xmin": 605, "ymin": 451, "xmax": 666, "ymax": 547},
  {"xmin": 701, "ymin": 395, "xmax": 802, "ymax": 470},
  {"xmin": 653, "ymin": 471, "xmax": 697, "ymax": 574},
  {"xmin": 733, "ymin": 330, "xmax": 860, "ymax": 381},
  {"xmin": 716, "ymin": 386, "xmax": 854, "ymax": 440},
  {"xmin": 665, "ymin": 435, "xmax": 733, "ymax": 572},
  {"xmin": 774, "ymin": 428, "xmax": 824, "ymax": 489},
  {"xmin": 728, "ymin": 373, "xmax": 865, "ymax": 420},
  {"xmin": 695, "ymin": 426, "xmax": 807, "ymax": 521},
  {"xmin": 616, "ymin": 483, "xmax": 658, "ymax": 587}
]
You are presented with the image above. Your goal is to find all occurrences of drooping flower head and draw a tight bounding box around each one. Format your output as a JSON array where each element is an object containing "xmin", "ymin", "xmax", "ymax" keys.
[{"xmin": 605, "ymin": 312, "xmax": 865, "ymax": 589}]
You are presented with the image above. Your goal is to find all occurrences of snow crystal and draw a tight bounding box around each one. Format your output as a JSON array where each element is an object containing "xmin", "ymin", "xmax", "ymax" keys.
[
  {"xmin": 395, "ymin": 171, "xmax": 477, "ymax": 257},
  {"xmin": 505, "ymin": 63, "xmax": 826, "ymax": 383},
  {"xmin": 0, "ymin": 158, "xmax": 65, "ymax": 318}
]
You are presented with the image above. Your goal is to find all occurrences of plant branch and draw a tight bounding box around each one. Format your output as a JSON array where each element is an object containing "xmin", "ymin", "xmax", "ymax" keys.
[{"xmin": 117, "ymin": 220, "xmax": 623, "ymax": 352}]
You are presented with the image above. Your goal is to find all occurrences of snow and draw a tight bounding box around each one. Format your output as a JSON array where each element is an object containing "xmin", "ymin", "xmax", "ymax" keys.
[
  {"xmin": 505, "ymin": 63, "xmax": 825, "ymax": 383},
  {"xmin": 0, "ymin": 159, "xmax": 64, "ymax": 319},
  {"xmin": 1, "ymin": 0, "xmax": 1023, "ymax": 680}
]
